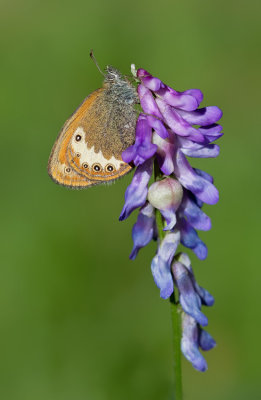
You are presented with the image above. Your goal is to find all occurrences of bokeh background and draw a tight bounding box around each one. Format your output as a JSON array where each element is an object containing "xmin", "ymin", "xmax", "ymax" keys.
[{"xmin": 1, "ymin": 0, "xmax": 260, "ymax": 399}]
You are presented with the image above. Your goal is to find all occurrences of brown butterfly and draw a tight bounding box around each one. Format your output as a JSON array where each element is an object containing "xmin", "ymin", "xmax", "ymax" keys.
[{"xmin": 48, "ymin": 58, "xmax": 138, "ymax": 188}]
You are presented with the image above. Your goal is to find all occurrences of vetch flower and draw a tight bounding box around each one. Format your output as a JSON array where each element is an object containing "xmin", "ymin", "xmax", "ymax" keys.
[{"xmin": 119, "ymin": 65, "xmax": 222, "ymax": 371}]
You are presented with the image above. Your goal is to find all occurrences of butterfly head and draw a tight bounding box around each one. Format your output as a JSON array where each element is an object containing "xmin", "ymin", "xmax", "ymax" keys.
[{"xmin": 105, "ymin": 65, "xmax": 123, "ymax": 82}]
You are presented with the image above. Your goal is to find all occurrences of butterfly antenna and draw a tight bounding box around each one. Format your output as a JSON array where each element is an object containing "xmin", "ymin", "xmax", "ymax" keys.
[{"xmin": 90, "ymin": 50, "xmax": 105, "ymax": 77}]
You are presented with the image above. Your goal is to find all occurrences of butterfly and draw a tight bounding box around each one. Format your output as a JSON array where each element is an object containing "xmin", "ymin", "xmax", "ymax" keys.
[{"xmin": 48, "ymin": 62, "xmax": 138, "ymax": 188}]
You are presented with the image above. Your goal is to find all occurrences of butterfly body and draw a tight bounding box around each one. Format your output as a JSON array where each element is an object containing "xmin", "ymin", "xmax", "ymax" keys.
[{"xmin": 48, "ymin": 66, "xmax": 138, "ymax": 188}]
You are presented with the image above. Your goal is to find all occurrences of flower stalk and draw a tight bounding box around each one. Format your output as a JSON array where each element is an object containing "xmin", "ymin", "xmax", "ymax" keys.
[{"xmin": 154, "ymin": 160, "xmax": 183, "ymax": 399}]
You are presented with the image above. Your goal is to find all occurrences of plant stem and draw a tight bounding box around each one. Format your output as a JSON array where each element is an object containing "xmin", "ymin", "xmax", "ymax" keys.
[
  {"xmin": 170, "ymin": 293, "xmax": 183, "ymax": 400},
  {"xmin": 153, "ymin": 160, "xmax": 183, "ymax": 400}
]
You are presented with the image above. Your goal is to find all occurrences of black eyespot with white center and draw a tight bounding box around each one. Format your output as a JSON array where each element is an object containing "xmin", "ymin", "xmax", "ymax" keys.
[
  {"xmin": 82, "ymin": 163, "xmax": 88, "ymax": 169},
  {"xmin": 65, "ymin": 167, "xmax": 71, "ymax": 174},
  {"xmin": 92, "ymin": 163, "xmax": 102, "ymax": 172},
  {"xmin": 75, "ymin": 134, "xmax": 82, "ymax": 142},
  {"xmin": 106, "ymin": 164, "xmax": 115, "ymax": 172}
]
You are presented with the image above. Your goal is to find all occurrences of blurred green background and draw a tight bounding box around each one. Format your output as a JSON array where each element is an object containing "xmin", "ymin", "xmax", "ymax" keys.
[{"xmin": 1, "ymin": 0, "xmax": 260, "ymax": 399}]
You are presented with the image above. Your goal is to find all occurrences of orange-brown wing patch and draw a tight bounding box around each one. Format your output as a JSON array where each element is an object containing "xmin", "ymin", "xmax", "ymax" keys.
[{"xmin": 48, "ymin": 90, "xmax": 103, "ymax": 188}]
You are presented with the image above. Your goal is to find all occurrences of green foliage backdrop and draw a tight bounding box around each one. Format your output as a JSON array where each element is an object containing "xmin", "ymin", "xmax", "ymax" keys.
[{"xmin": 1, "ymin": 0, "xmax": 260, "ymax": 399}]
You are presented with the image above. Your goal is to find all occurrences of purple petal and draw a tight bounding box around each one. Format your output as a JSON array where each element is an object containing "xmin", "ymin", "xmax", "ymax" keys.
[
  {"xmin": 152, "ymin": 131, "xmax": 175, "ymax": 175},
  {"xmin": 178, "ymin": 253, "xmax": 214, "ymax": 306},
  {"xmin": 129, "ymin": 203, "xmax": 155, "ymax": 260},
  {"xmin": 181, "ymin": 313, "xmax": 208, "ymax": 372},
  {"xmin": 151, "ymin": 255, "xmax": 173, "ymax": 299},
  {"xmin": 147, "ymin": 116, "xmax": 169, "ymax": 139},
  {"xmin": 156, "ymin": 98, "xmax": 205, "ymax": 143},
  {"xmin": 151, "ymin": 231, "xmax": 180, "ymax": 299},
  {"xmin": 138, "ymin": 85, "xmax": 162, "ymax": 119},
  {"xmin": 158, "ymin": 230, "xmax": 180, "ymax": 266},
  {"xmin": 177, "ymin": 106, "xmax": 223, "ymax": 126},
  {"xmin": 182, "ymin": 89, "xmax": 204, "ymax": 105},
  {"xmin": 178, "ymin": 137, "xmax": 220, "ymax": 158},
  {"xmin": 181, "ymin": 195, "xmax": 212, "ymax": 231},
  {"xmin": 174, "ymin": 149, "xmax": 219, "ymax": 205},
  {"xmin": 172, "ymin": 261, "xmax": 208, "ymax": 326},
  {"xmin": 119, "ymin": 158, "xmax": 153, "ymax": 221},
  {"xmin": 122, "ymin": 114, "xmax": 157, "ymax": 166},
  {"xmin": 194, "ymin": 168, "xmax": 213, "ymax": 183},
  {"xmin": 161, "ymin": 209, "xmax": 177, "ymax": 231},
  {"xmin": 179, "ymin": 218, "xmax": 208, "ymax": 260},
  {"xmin": 137, "ymin": 69, "xmax": 164, "ymax": 91},
  {"xmin": 156, "ymin": 86, "xmax": 199, "ymax": 111},
  {"xmin": 198, "ymin": 124, "xmax": 223, "ymax": 143},
  {"xmin": 199, "ymin": 329, "xmax": 216, "ymax": 351}
]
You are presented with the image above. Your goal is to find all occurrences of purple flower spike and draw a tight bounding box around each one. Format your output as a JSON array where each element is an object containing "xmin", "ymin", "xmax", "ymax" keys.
[
  {"xmin": 130, "ymin": 203, "xmax": 155, "ymax": 260},
  {"xmin": 119, "ymin": 158, "xmax": 153, "ymax": 221},
  {"xmin": 172, "ymin": 261, "xmax": 208, "ymax": 326},
  {"xmin": 122, "ymin": 114, "xmax": 157, "ymax": 166},
  {"xmin": 119, "ymin": 64, "xmax": 222, "ymax": 372},
  {"xmin": 181, "ymin": 313, "xmax": 208, "ymax": 372},
  {"xmin": 151, "ymin": 231, "xmax": 180, "ymax": 299}
]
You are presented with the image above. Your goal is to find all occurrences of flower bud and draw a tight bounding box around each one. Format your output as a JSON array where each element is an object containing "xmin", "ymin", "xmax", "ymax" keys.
[
  {"xmin": 148, "ymin": 178, "xmax": 183, "ymax": 230},
  {"xmin": 148, "ymin": 177, "xmax": 183, "ymax": 210}
]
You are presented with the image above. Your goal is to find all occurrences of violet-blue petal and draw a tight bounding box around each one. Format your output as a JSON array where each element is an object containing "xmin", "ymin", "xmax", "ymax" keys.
[
  {"xmin": 182, "ymin": 89, "xmax": 204, "ymax": 105},
  {"xmin": 152, "ymin": 131, "xmax": 175, "ymax": 175},
  {"xmin": 198, "ymin": 124, "xmax": 223, "ymax": 143},
  {"xmin": 174, "ymin": 149, "xmax": 219, "ymax": 205},
  {"xmin": 158, "ymin": 230, "xmax": 181, "ymax": 266},
  {"xmin": 181, "ymin": 195, "xmax": 211, "ymax": 231},
  {"xmin": 151, "ymin": 231, "xmax": 180, "ymax": 299},
  {"xmin": 129, "ymin": 203, "xmax": 155, "ymax": 260},
  {"xmin": 172, "ymin": 261, "xmax": 208, "ymax": 326},
  {"xmin": 194, "ymin": 168, "xmax": 214, "ymax": 183},
  {"xmin": 151, "ymin": 255, "xmax": 173, "ymax": 299},
  {"xmin": 199, "ymin": 329, "xmax": 216, "ymax": 351},
  {"xmin": 156, "ymin": 86, "xmax": 199, "ymax": 111},
  {"xmin": 177, "ymin": 106, "xmax": 223, "ymax": 126},
  {"xmin": 179, "ymin": 217, "xmax": 208, "ymax": 260},
  {"xmin": 138, "ymin": 84, "xmax": 162, "ymax": 119},
  {"xmin": 178, "ymin": 137, "xmax": 220, "ymax": 158},
  {"xmin": 147, "ymin": 116, "xmax": 169, "ymax": 139},
  {"xmin": 122, "ymin": 114, "xmax": 157, "ymax": 166},
  {"xmin": 119, "ymin": 158, "xmax": 153, "ymax": 221},
  {"xmin": 137, "ymin": 68, "xmax": 164, "ymax": 91},
  {"xmin": 181, "ymin": 313, "xmax": 208, "ymax": 372},
  {"xmin": 161, "ymin": 209, "xmax": 177, "ymax": 231},
  {"xmin": 156, "ymin": 98, "xmax": 205, "ymax": 144},
  {"xmin": 178, "ymin": 253, "xmax": 214, "ymax": 306}
]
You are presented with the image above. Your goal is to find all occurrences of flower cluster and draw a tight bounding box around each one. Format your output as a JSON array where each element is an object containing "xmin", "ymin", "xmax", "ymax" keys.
[{"xmin": 119, "ymin": 67, "xmax": 223, "ymax": 371}]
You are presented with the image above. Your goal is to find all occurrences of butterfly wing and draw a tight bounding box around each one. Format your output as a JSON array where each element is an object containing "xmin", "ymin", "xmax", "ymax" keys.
[{"xmin": 48, "ymin": 88, "xmax": 135, "ymax": 189}]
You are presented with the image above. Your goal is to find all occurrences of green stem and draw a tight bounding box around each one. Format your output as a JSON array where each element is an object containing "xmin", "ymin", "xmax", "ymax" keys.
[
  {"xmin": 153, "ymin": 160, "xmax": 183, "ymax": 400},
  {"xmin": 170, "ymin": 293, "xmax": 183, "ymax": 400}
]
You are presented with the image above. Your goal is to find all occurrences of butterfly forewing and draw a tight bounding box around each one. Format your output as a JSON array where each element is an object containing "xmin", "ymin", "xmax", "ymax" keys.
[{"xmin": 48, "ymin": 85, "xmax": 135, "ymax": 189}]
